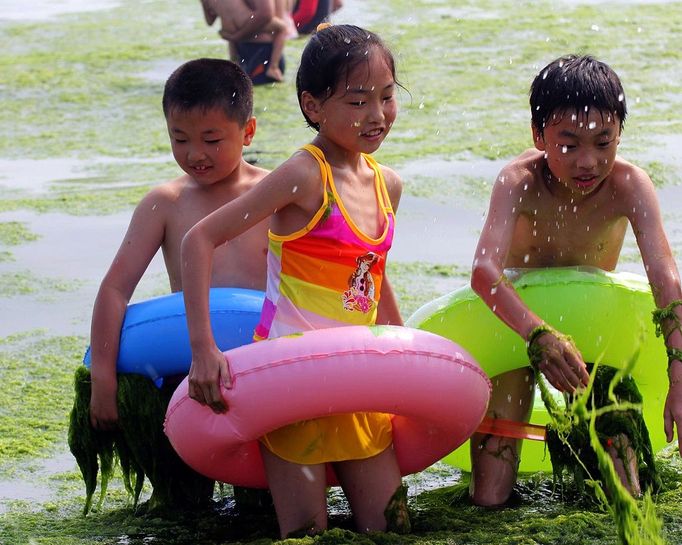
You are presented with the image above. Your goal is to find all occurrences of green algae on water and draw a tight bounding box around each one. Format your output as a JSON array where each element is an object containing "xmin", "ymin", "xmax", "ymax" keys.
[
  {"xmin": 388, "ymin": 261, "xmax": 469, "ymax": 317},
  {"xmin": 0, "ymin": 333, "xmax": 84, "ymax": 466},
  {"xmin": 0, "ymin": 221, "xmax": 39, "ymax": 245},
  {"xmin": 0, "ymin": 270, "xmax": 82, "ymax": 296}
]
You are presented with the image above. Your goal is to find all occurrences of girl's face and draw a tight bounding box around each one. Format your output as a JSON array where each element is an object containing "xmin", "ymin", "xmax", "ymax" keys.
[{"xmin": 304, "ymin": 50, "xmax": 398, "ymax": 155}]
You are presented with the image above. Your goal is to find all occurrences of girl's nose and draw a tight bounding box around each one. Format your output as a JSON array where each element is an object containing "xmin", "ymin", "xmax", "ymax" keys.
[{"xmin": 367, "ymin": 100, "xmax": 385, "ymax": 122}]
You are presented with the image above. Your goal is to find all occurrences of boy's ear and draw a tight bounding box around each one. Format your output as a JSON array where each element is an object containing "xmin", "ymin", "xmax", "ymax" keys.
[
  {"xmin": 531, "ymin": 124, "xmax": 545, "ymax": 151},
  {"xmin": 300, "ymin": 91, "xmax": 321, "ymax": 123},
  {"xmin": 242, "ymin": 117, "xmax": 257, "ymax": 146}
]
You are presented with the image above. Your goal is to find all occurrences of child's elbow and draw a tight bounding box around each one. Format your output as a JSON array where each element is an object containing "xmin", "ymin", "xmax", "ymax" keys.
[
  {"xmin": 471, "ymin": 258, "xmax": 499, "ymax": 298},
  {"xmin": 181, "ymin": 224, "xmax": 202, "ymax": 258}
]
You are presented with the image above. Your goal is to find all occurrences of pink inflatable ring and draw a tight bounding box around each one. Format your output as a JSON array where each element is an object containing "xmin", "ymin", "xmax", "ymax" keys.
[{"xmin": 164, "ymin": 325, "xmax": 491, "ymax": 488}]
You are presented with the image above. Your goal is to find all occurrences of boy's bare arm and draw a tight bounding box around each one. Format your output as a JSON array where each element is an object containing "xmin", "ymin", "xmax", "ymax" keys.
[
  {"xmin": 625, "ymin": 166, "xmax": 682, "ymax": 452},
  {"xmin": 471, "ymin": 168, "xmax": 589, "ymax": 392},
  {"xmin": 89, "ymin": 188, "xmax": 171, "ymax": 429}
]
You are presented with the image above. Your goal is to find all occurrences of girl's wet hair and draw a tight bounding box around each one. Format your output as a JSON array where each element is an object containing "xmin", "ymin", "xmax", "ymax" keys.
[
  {"xmin": 530, "ymin": 55, "xmax": 627, "ymax": 137},
  {"xmin": 296, "ymin": 24, "xmax": 397, "ymax": 131},
  {"xmin": 162, "ymin": 58, "xmax": 253, "ymax": 126}
]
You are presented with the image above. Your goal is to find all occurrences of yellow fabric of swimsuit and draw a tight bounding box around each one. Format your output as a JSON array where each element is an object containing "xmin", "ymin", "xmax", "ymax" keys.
[
  {"xmin": 258, "ymin": 144, "xmax": 395, "ymax": 464},
  {"xmin": 260, "ymin": 412, "xmax": 393, "ymax": 465}
]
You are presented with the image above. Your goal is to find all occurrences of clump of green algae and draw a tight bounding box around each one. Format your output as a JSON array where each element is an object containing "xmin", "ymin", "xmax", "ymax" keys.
[
  {"xmin": 68, "ymin": 366, "xmax": 214, "ymax": 514},
  {"xmin": 540, "ymin": 358, "xmax": 666, "ymax": 545}
]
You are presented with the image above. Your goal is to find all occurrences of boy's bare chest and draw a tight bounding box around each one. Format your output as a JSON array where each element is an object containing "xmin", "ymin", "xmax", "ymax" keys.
[{"xmin": 510, "ymin": 202, "xmax": 628, "ymax": 268}]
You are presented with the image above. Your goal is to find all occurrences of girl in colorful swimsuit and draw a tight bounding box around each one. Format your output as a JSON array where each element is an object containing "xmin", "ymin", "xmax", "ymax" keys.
[{"xmin": 181, "ymin": 24, "xmax": 408, "ymax": 538}]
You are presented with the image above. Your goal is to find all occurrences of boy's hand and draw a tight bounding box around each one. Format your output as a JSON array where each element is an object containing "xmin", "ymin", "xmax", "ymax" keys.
[
  {"xmin": 532, "ymin": 332, "xmax": 590, "ymax": 393},
  {"xmin": 90, "ymin": 379, "xmax": 119, "ymax": 430},
  {"xmin": 664, "ymin": 361, "xmax": 682, "ymax": 454},
  {"xmin": 187, "ymin": 345, "xmax": 232, "ymax": 413}
]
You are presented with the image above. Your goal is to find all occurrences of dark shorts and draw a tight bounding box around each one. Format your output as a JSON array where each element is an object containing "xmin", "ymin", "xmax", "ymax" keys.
[{"xmin": 235, "ymin": 42, "xmax": 285, "ymax": 85}]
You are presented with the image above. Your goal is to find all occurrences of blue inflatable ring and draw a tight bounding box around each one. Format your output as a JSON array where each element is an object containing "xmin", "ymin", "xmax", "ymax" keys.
[{"xmin": 84, "ymin": 288, "xmax": 265, "ymax": 381}]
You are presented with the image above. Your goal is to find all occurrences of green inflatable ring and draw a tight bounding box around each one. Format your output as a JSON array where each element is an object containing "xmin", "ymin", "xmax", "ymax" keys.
[{"xmin": 406, "ymin": 267, "xmax": 668, "ymax": 473}]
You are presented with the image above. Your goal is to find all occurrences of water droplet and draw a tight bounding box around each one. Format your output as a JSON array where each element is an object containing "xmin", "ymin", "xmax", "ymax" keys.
[
  {"xmin": 523, "ymin": 254, "xmax": 530, "ymax": 263},
  {"xmin": 301, "ymin": 466, "xmax": 315, "ymax": 481}
]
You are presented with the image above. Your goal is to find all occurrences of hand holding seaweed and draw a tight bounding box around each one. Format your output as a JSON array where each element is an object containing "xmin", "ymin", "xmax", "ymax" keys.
[
  {"xmin": 663, "ymin": 374, "xmax": 682, "ymax": 454},
  {"xmin": 652, "ymin": 299, "xmax": 682, "ymax": 455},
  {"xmin": 527, "ymin": 324, "xmax": 590, "ymax": 393}
]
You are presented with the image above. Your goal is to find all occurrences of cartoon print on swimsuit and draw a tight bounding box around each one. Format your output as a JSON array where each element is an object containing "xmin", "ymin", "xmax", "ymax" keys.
[{"xmin": 343, "ymin": 252, "xmax": 380, "ymax": 313}]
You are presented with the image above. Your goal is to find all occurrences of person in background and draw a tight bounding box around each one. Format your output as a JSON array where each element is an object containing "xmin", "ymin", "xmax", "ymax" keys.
[{"xmin": 200, "ymin": 0, "xmax": 292, "ymax": 83}]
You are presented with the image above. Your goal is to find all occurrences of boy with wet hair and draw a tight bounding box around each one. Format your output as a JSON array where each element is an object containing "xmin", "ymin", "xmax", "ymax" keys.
[
  {"xmin": 70, "ymin": 58, "xmax": 269, "ymax": 509},
  {"xmin": 469, "ymin": 54, "xmax": 682, "ymax": 506}
]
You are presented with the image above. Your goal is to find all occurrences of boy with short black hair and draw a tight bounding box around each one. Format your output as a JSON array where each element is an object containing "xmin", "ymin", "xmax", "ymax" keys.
[
  {"xmin": 89, "ymin": 57, "xmax": 268, "ymax": 430},
  {"xmin": 70, "ymin": 58, "xmax": 269, "ymax": 509},
  {"xmin": 469, "ymin": 54, "xmax": 682, "ymax": 506}
]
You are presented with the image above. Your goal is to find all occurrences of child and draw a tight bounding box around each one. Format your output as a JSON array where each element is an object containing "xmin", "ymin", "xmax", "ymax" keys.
[
  {"xmin": 200, "ymin": 0, "xmax": 289, "ymax": 82},
  {"xmin": 88, "ymin": 57, "xmax": 268, "ymax": 431},
  {"xmin": 469, "ymin": 54, "xmax": 682, "ymax": 506},
  {"xmin": 181, "ymin": 24, "xmax": 409, "ymax": 537},
  {"xmin": 74, "ymin": 58, "xmax": 269, "ymax": 509}
]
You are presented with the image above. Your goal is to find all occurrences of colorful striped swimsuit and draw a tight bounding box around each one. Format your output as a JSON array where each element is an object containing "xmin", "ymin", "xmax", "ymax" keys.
[{"xmin": 256, "ymin": 144, "xmax": 395, "ymax": 465}]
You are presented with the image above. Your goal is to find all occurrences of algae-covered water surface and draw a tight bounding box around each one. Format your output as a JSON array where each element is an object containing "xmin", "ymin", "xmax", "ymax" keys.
[{"xmin": 2, "ymin": 0, "xmax": 682, "ymax": 543}]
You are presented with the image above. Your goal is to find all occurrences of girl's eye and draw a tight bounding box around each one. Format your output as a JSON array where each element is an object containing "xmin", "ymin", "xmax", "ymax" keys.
[
  {"xmin": 383, "ymin": 95, "xmax": 394, "ymax": 102},
  {"xmin": 205, "ymin": 140, "xmax": 221, "ymax": 144},
  {"xmin": 350, "ymin": 101, "xmax": 366, "ymax": 106},
  {"xmin": 598, "ymin": 140, "xmax": 613, "ymax": 148},
  {"xmin": 174, "ymin": 139, "xmax": 187, "ymax": 144}
]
